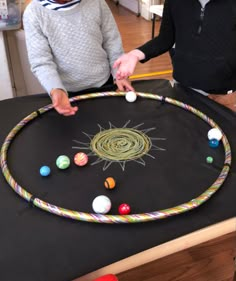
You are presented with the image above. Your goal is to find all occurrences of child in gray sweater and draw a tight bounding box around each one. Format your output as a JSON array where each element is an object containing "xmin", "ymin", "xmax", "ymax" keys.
[{"xmin": 23, "ymin": 0, "xmax": 133, "ymax": 116}]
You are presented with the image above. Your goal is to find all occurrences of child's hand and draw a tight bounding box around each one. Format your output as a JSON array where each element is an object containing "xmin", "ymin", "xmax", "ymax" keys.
[
  {"xmin": 115, "ymin": 79, "xmax": 134, "ymax": 91},
  {"xmin": 50, "ymin": 89, "xmax": 78, "ymax": 116},
  {"xmin": 208, "ymin": 92, "xmax": 236, "ymax": 112}
]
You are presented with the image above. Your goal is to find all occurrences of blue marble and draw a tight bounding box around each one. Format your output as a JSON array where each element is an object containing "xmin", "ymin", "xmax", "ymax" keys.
[
  {"xmin": 209, "ymin": 138, "xmax": 219, "ymax": 148},
  {"xmin": 40, "ymin": 166, "xmax": 51, "ymax": 177}
]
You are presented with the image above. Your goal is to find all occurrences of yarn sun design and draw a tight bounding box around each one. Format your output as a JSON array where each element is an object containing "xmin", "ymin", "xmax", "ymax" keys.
[{"xmin": 72, "ymin": 120, "xmax": 166, "ymax": 171}]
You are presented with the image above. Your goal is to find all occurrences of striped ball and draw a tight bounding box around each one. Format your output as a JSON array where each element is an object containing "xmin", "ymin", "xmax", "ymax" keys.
[
  {"xmin": 104, "ymin": 177, "xmax": 116, "ymax": 189},
  {"xmin": 56, "ymin": 155, "xmax": 70, "ymax": 169},
  {"xmin": 74, "ymin": 152, "xmax": 88, "ymax": 166}
]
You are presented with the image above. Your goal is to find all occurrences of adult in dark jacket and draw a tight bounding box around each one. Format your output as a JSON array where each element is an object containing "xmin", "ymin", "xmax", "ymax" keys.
[{"xmin": 114, "ymin": 0, "xmax": 236, "ymax": 111}]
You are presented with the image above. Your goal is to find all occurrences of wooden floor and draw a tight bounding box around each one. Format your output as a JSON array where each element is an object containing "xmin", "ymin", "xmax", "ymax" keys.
[
  {"xmin": 117, "ymin": 231, "xmax": 236, "ymax": 281},
  {"xmin": 107, "ymin": 0, "xmax": 173, "ymax": 81}
]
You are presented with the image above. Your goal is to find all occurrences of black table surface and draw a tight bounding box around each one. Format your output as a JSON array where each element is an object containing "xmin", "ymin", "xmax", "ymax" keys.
[{"xmin": 0, "ymin": 79, "xmax": 235, "ymax": 281}]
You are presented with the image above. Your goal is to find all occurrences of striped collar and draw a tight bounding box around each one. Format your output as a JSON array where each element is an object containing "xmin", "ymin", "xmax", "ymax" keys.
[{"xmin": 37, "ymin": 0, "xmax": 81, "ymax": 11}]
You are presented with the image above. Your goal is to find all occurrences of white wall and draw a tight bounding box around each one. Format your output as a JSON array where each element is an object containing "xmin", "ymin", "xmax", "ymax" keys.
[
  {"xmin": 117, "ymin": 0, "xmax": 139, "ymax": 14},
  {"xmin": 115, "ymin": 0, "xmax": 162, "ymax": 20},
  {"xmin": 0, "ymin": 31, "xmax": 15, "ymax": 100}
]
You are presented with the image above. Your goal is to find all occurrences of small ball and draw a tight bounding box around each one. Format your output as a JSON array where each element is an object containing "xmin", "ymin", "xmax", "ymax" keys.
[
  {"xmin": 40, "ymin": 165, "xmax": 51, "ymax": 177},
  {"xmin": 209, "ymin": 138, "xmax": 219, "ymax": 148},
  {"xmin": 56, "ymin": 155, "xmax": 70, "ymax": 169},
  {"xmin": 104, "ymin": 177, "xmax": 116, "ymax": 189},
  {"xmin": 118, "ymin": 203, "xmax": 131, "ymax": 215},
  {"xmin": 125, "ymin": 91, "xmax": 137, "ymax": 103},
  {"xmin": 74, "ymin": 152, "xmax": 88, "ymax": 166},
  {"xmin": 92, "ymin": 195, "xmax": 111, "ymax": 214},
  {"xmin": 93, "ymin": 274, "xmax": 118, "ymax": 281},
  {"xmin": 208, "ymin": 128, "xmax": 222, "ymax": 141},
  {"xmin": 206, "ymin": 156, "xmax": 213, "ymax": 164}
]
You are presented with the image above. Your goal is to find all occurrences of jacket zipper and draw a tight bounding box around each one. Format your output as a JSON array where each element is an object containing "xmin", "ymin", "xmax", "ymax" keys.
[{"xmin": 197, "ymin": 7, "xmax": 205, "ymax": 34}]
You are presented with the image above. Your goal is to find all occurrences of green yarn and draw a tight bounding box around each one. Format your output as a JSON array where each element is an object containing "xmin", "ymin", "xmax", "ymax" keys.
[{"xmin": 90, "ymin": 128, "xmax": 151, "ymax": 161}]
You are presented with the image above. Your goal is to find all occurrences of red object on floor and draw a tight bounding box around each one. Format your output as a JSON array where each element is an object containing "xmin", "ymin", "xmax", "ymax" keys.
[{"xmin": 93, "ymin": 274, "xmax": 118, "ymax": 281}]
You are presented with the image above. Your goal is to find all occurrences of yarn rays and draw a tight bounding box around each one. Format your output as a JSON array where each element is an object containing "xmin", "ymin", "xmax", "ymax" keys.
[{"xmin": 72, "ymin": 120, "xmax": 166, "ymax": 171}]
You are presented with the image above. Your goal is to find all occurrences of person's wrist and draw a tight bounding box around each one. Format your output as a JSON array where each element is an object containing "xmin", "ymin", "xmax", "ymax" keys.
[
  {"xmin": 129, "ymin": 49, "xmax": 145, "ymax": 61},
  {"xmin": 50, "ymin": 88, "xmax": 68, "ymax": 98}
]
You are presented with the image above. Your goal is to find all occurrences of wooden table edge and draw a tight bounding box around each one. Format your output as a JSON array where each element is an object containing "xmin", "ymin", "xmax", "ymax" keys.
[{"xmin": 74, "ymin": 217, "xmax": 236, "ymax": 281}]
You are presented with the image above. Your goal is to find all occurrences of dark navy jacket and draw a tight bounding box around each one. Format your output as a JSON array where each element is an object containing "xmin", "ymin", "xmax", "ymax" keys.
[{"xmin": 138, "ymin": 0, "xmax": 236, "ymax": 93}]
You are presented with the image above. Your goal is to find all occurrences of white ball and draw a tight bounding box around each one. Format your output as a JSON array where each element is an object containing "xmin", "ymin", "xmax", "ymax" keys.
[
  {"xmin": 125, "ymin": 91, "xmax": 137, "ymax": 103},
  {"xmin": 92, "ymin": 195, "xmax": 111, "ymax": 214},
  {"xmin": 207, "ymin": 128, "xmax": 223, "ymax": 141}
]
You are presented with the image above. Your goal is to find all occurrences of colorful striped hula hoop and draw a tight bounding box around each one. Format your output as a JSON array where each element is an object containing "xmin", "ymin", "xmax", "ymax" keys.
[{"xmin": 0, "ymin": 91, "xmax": 232, "ymax": 223}]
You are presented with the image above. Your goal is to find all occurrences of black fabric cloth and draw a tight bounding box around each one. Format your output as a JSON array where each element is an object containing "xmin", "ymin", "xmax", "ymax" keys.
[
  {"xmin": 0, "ymin": 79, "xmax": 235, "ymax": 281},
  {"xmin": 138, "ymin": 0, "xmax": 236, "ymax": 93}
]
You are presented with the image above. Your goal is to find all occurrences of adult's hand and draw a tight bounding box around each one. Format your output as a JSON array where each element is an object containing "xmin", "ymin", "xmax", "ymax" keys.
[
  {"xmin": 208, "ymin": 92, "xmax": 236, "ymax": 112},
  {"xmin": 113, "ymin": 49, "xmax": 145, "ymax": 80},
  {"xmin": 50, "ymin": 89, "xmax": 78, "ymax": 116}
]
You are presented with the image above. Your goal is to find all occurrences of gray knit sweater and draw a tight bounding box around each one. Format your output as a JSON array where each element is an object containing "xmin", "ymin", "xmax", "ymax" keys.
[{"xmin": 23, "ymin": 0, "xmax": 123, "ymax": 94}]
